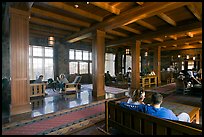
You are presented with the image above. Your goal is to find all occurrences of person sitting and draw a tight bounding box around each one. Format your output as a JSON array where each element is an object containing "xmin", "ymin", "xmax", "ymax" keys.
[
  {"xmin": 57, "ymin": 74, "xmax": 69, "ymax": 92},
  {"xmin": 120, "ymin": 92, "xmax": 190, "ymax": 122},
  {"xmin": 34, "ymin": 75, "xmax": 44, "ymax": 83},
  {"xmin": 105, "ymin": 71, "xmax": 113, "ymax": 85},
  {"xmin": 127, "ymin": 88, "xmax": 145, "ymax": 105}
]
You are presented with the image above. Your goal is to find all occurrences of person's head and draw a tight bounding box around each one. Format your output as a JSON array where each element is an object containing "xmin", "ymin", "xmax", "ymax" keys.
[
  {"xmin": 151, "ymin": 93, "xmax": 163, "ymax": 105},
  {"xmin": 39, "ymin": 75, "xmax": 43, "ymax": 80},
  {"xmin": 60, "ymin": 74, "xmax": 65, "ymax": 79},
  {"xmin": 107, "ymin": 71, "xmax": 109, "ymax": 74},
  {"xmin": 132, "ymin": 88, "xmax": 145, "ymax": 102}
]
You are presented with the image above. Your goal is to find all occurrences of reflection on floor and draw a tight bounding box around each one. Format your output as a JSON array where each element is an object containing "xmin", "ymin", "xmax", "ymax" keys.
[
  {"xmin": 2, "ymin": 83, "xmax": 202, "ymax": 133},
  {"xmin": 2, "ymin": 84, "xmax": 126, "ymax": 124}
]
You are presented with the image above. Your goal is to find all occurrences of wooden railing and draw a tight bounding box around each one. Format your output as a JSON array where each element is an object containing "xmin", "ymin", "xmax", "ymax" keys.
[
  {"xmin": 105, "ymin": 100, "xmax": 202, "ymax": 135},
  {"xmin": 140, "ymin": 75, "xmax": 157, "ymax": 88},
  {"xmin": 30, "ymin": 83, "xmax": 46, "ymax": 98}
]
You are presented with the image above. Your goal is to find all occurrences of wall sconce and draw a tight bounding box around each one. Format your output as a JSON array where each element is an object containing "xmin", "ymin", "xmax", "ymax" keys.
[
  {"xmin": 178, "ymin": 55, "xmax": 181, "ymax": 58},
  {"xmin": 193, "ymin": 56, "xmax": 196, "ymax": 60},
  {"xmin": 48, "ymin": 36, "xmax": 55, "ymax": 46},
  {"xmin": 186, "ymin": 55, "xmax": 189, "ymax": 59}
]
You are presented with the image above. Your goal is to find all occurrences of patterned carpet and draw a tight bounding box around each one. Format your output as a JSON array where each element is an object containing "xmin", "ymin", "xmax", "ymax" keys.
[
  {"xmin": 145, "ymin": 83, "xmax": 176, "ymax": 95},
  {"xmin": 2, "ymin": 99, "xmax": 114, "ymax": 135}
]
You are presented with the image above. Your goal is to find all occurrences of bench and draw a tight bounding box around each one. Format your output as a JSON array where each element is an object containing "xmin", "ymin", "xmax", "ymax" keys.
[
  {"xmin": 105, "ymin": 98, "xmax": 202, "ymax": 135},
  {"xmin": 30, "ymin": 83, "xmax": 46, "ymax": 98}
]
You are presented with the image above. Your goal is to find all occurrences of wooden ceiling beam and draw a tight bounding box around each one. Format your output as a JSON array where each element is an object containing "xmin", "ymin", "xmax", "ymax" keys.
[
  {"xmin": 153, "ymin": 38, "xmax": 164, "ymax": 42},
  {"xmin": 142, "ymin": 35, "xmax": 202, "ymax": 48},
  {"xmin": 90, "ymin": 2, "xmax": 120, "ymax": 15},
  {"xmin": 30, "ymin": 17, "xmax": 80, "ymax": 32},
  {"xmin": 106, "ymin": 30, "xmax": 128, "ymax": 37},
  {"xmin": 30, "ymin": 29, "xmax": 64, "ymax": 38},
  {"xmin": 43, "ymin": 2, "xmax": 103, "ymax": 22},
  {"xmin": 30, "ymin": 24, "xmax": 69, "ymax": 35},
  {"xmin": 187, "ymin": 3, "xmax": 202, "ymax": 21},
  {"xmin": 136, "ymin": 2, "xmax": 144, "ymax": 6},
  {"xmin": 157, "ymin": 12, "xmax": 177, "ymax": 26},
  {"xmin": 68, "ymin": 33, "xmax": 92, "ymax": 43},
  {"xmin": 120, "ymin": 26, "xmax": 141, "ymax": 34},
  {"xmin": 106, "ymin": 21, "xmax": 202, "ymax": 47},
  {"xmin": 161, "ymin": 44, "xmax": 202, "ymax": 51},
  {"xmin": 66, "ymin": 2, "xmax": 187, "ymax": 43},
  {"xmin": 136, "ymin": 20, "xmax": 157, "ymax": 31},
  {"xmin": 142, "ymin": 40, "xmax": 152, "ymax": 44},
  {"xmin": 31, "ymin": 7, "xmax": 90, "ymax": 27},
  {"xmin": 105, "ymin": 35, "xmax": 115, "ymax": 40}
]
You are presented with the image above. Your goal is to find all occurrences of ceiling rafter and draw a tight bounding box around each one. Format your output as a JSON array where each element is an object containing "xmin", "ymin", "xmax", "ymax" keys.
[
  {"xmin": 30, "ymin": 17, "xmax": 80, "ymax": 32},
  {"xmin": 157, "ymin": 13, "xmax": 177, "ymax": 26},
  {"xmin": 106, "ymin": 30, "xmax": 128, "ymax": 37},
  {"xmin": 66, "ymin": 2, "xmax": 187, "ymax": 43},
  {"xmin": 42, "ymin": 2, "xmax": 103, "ymax": 22},
  {"xmin": 90, "ymin": 2, "xmax": 120, "ymax": 15},
  {"xmin": 187, "ymin": 3, "xmax": 202, "ymax": 21},
  {"xmin": 136, "ymin": 20, "xmax": 157, "ymax": 31},
  {"xmin": 120, "ymin": 26, "xmax": 141, "ymax": 34},
  {"xmin": 31, "ymin": 7, "xmax": 90, "ymax": 27},
  {"xmin": 106, "ymin": 21, "xmax": 202, "ymax": 47}
]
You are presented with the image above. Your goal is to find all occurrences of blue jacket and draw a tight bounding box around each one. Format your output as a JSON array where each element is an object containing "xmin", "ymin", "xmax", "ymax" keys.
[{"xmin": 119, "ymin": 102, "xmax": 178, "ymax": 121}]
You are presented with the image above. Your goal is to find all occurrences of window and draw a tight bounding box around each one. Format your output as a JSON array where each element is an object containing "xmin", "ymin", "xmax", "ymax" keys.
[
  {"xmin": 188, "ymin": 61, "xmax": 194, "ymax": 69},
  {"xmin": 105, "ymin": 53, "xmax": 115, "ymax": 76},
  {"xmin": 126, "ymin": 55, "xmax": 132, "ymax": 73},
  {"xmin": 83, "ymin": 51, "xmax": 89, "ymax": 60},
  {"xmin": 79, "ymin": 62, "xmax": 88, "ymax": 74},
  {"xmin": 76, "ymin": 50, "xmax": 82, "ymax": 60},
  {"xmin": 69, "ymin": 49, "xmax": 92, "ymax": 74},
  {"xmin": 29, "ymin": 45, "xmax": 54, "ymax": 80},
  {"xmin": 69, "ymin": 62, "xmax": 78, "ymax": 74},
  {"xmin": 69, "ymin": 49, "xmax": 75, "ymax": 60}
]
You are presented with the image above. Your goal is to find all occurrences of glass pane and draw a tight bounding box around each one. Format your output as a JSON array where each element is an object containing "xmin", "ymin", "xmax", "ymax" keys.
[
  {"xmin": 83, "ymin": 51, "xmax": 89, "ymax": 60},
  {"xmin": 69, "ymin": 62, "xmax": 78, "ymax": 74},
  {"xmin": 79, "ymin": 62, "xmax": 88, "ymax": 74},
  {"xmin": 105, "ymin": 53, "xmax": 115, "ymax": 76},
  {"xmin": 33, "ymin": 58, "xmax": 43, "ymax": 80},
  {"xmin": 45, "ymin": 47, "xmax": 53, "ymax": 57},
  {"xmin": 76, "ymin": 50, "xmax": 82, "ymax": 60},
  {"xmin": 126, "ymin": 55, "xmax": 132, "ymax": 74},
  {"xmin": 188, "ymin": 61, "xmax": 194, "ymax": 69},
  {"xmin": 29, "ymin": 58, "xmax": 32, "ymax": 79},
  {"xmin": 69, "ymin": 49, "xmax": 75, "ymax": 60},
  {"xmin": 90, "ymin": 62, "xmax": 92, "ymax": 74},
  {"xmin": 33, "ymin": 46, "xmax": 43, "ymax": 56},
  {"xmin": 89, "ymin": 52, "xmax": 92, "ymax": 60},
  {"xmin": 45, "ymin": 58, "xmax": 54, "ymax": 80}
]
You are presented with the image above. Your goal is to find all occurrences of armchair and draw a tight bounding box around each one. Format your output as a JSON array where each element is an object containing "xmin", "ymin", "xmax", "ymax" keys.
[{"xmin": 63, "ymin": 76, "xmax": 82, "ymax": 94}]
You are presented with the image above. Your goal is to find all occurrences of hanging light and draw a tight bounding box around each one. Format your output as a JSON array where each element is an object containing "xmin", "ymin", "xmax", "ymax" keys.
[
  {"xmin": 193, "ymin": 56, "xmax": 196, "ymax": 60},
  {"xmin": 48, "ymin": 36, "xmax": 55, "ymax": 46},
  {"xmin": 178, "ymin": 54, "xmax": 181, "ymax": 58}
]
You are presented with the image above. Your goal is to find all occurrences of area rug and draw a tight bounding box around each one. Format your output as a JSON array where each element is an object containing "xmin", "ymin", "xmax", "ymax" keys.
[
  {"xmin": 2, "ymin": 99, "xmax": 115, "ymax": 135},
  {"xmin": 81, "ymin": 84, "xmax": 128, "ymax": 95},
  {"xmin": 145, "ymin": 83, "xmax": 176, "ymax": 95}
]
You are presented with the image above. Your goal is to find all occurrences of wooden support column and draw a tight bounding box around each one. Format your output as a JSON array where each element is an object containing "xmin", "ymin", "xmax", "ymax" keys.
[
  {"xmin": 92, "ymin": 30, "xmax": 106, "ymax": 100},
  {"xmin": 131, "ymin": 40, "xmax": 140, "ymax": 94},
  {"xmin": 153, "ymin": 46, "xmax": 161, "ymax": 86},
  {"xmin": 9, "ymin": 8, "xmax": 31, "ymax": 116}
]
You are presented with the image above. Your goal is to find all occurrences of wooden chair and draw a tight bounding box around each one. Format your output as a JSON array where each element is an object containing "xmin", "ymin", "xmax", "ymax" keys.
[
  {"xmin": 63, "ymin": 76, "xmax": 82, "ymax": 94},
  {"xmin": 30, "ymin": 83, "xmax": 46, "ymax": 98}
]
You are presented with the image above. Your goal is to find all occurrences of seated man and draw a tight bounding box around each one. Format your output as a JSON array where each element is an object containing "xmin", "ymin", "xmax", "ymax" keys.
[
  {"xmin": 34, "ymin": 75, "xmax": 44, "ymax": 83},
  {"xmin": 57, "ymin": 74, "xmax": 69, "ymax": 92},
  {"xmin": 105, "ymin": 71, "xmax": 113, "ymax": 85},
  {"xmin": 119, "ymin": 92, "xmax": 190, "ymax": 122}
]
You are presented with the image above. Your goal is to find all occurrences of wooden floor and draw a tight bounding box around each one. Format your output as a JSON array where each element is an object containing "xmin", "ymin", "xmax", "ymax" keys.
[{"xmin": 2, "ymin": 83, "xmax": 202, "ymax": 135}]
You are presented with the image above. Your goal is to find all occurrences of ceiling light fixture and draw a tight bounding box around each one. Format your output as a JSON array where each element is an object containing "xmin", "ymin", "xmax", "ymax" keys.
[{"xmin": 74, "ymin": 4, "xmax": 79, "ymax": 8}]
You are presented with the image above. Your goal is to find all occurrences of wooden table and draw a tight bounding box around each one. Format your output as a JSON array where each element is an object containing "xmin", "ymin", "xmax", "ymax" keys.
[{"xmin": 162, "ymin": 101, "xmax": 200, "ymax": 124}]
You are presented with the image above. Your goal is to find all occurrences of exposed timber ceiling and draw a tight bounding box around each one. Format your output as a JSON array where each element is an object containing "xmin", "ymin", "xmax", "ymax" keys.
[{"xmin": 5, "ymin": 2, "xmax": 202, "ymax": 51}]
